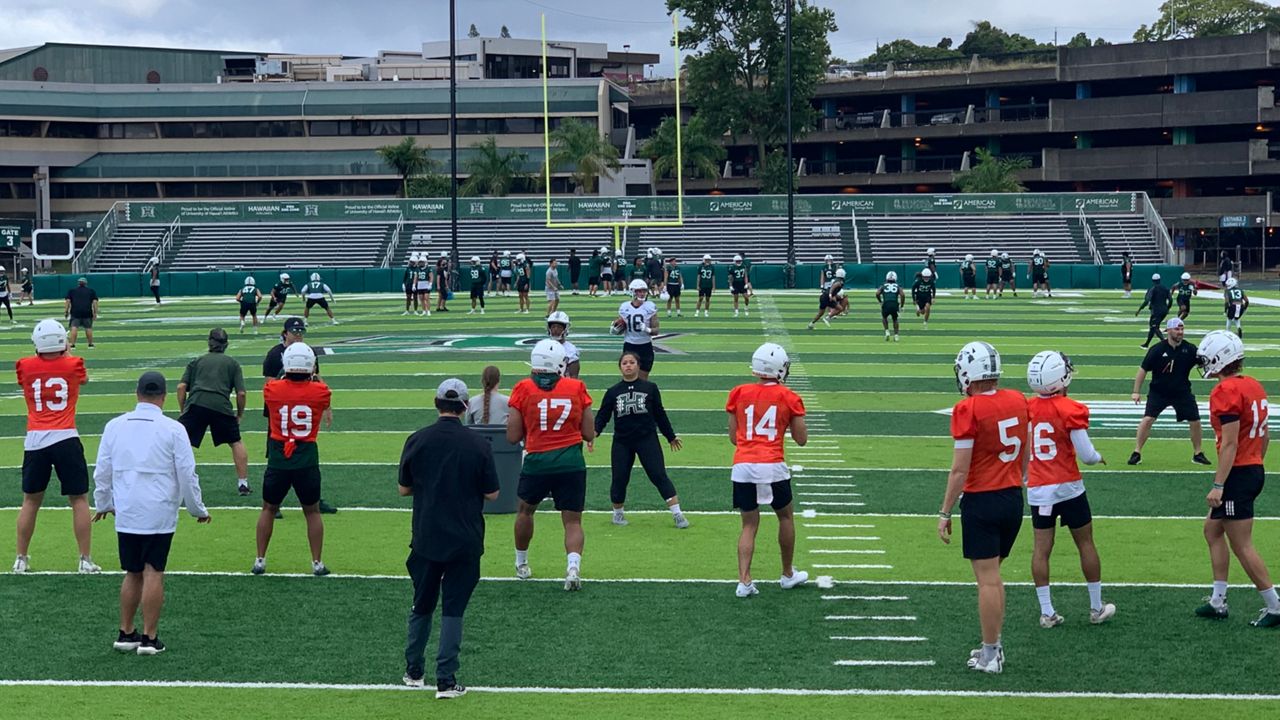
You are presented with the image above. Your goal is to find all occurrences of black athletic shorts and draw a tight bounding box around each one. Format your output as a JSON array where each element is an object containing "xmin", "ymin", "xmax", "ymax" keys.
[
  {"xmin": 881, "ymin": 306, "xmax": 899, "ymax": 319},
  {"xmin": 1210, "ymin": 465, "xmax": 1264, "ymax": 521},
  {"xmin": 1226, "ymin": 304, "xmax": 1246, "ymax": 320},
  {"xmin": 666, "ymin": 284, "xmax": 681, "ymax": 299},
  {"xmin": 1143, "ymin": 388, "xmax": 1200, "ymax": 422},
  {"xmin": 179, "ymin": 404, "xmax": 242, "ymax": 448},
  {"xmin": 915, "ymin": 297, "xmax": 931, "ymax": 310},
  {"xmin": 732, "ymin": 480, "xmax": 794, "ymax": 512},
  {"xmin": 731, "ymin": 281, "xmax": 747, "ymax": 296},
  {"xmin": 1032, "ymin": 271, "xmax": 1047, "ymax": 284},
  {"xmin": 21, "ymin": 437, "xmax": 89, "ymax": 496},
  {"xmin": 1001, "ymin": 271, "xmax": 1014, "ymax": 283},
  {"xmin": 986, "ymin": 271, "xmax": 999, "ymax": 285},
  {"xmin": 267, "ymin": 295, "xmax": 287, "ymax": 310},
  {"xmin": 699, "ymin": 286, "xmax": 713, "ymax": 298},
  {"xmin": 963, "ymin": 274, "xmax": 977, "ymax": 289},
  {"xmin": 588, "ymin": 275, "xmax": 600, "ymax": 286},
  {"xmin": 517, "ymin": 469, "xmax": 587, "ymax": 512},
  {"xmin": 516, "ymin": 276, "xmax": 530, "ymax": 292},
  {"xmin": 470, "ymin": 283, "xmax": 485, "ymax": 300},
  {"xmin": 819, "ymin": 294, "xmax": 833, "ymax": 311},
  {"xmin": 1031, "ymin": 491, "xmax": 1093, "ymax": 530},
  {"xmin": 263, "ymin": 464, "xmax": 323, "ymax": 507},
  {"xmin": 601, "ymin": 272, "xmax": 614, "ymax": 282},
  {"xmin": 960, "ymin": 486, "xmax": 1023, "ymax": 560},
  {"xmin": 69, "ymin": 315, "xmax": 93, "ymax": 329},
  {"xmin": 622, "ymin": 341, "xmax": 655, "ymax": 372},
  {"xmin": 305, "ymin": 297, "xmax": 329, "ymax": 311},
  {"xmin": 118, "ymin": 532, "xmax": 174, "ymax": 573},
  {"xmin": 239, "ymin": 301, "xmax": 258, "ymax": 316}
]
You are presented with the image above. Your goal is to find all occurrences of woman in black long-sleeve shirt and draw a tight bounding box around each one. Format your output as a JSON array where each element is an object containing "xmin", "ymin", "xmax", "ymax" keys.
[{"xmin": 595, "ymin": 351, "xmax": 688, "ymax": 529}]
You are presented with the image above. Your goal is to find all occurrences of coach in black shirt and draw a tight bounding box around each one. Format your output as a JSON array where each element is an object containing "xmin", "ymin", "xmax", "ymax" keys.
[
  {"xmin": 1135, "ymin": 273, "xmax": 1173, "ymax": 348},
  {"xmin": 64, "ymin": 277, "xmax": 99, "ymax": 348},
  {"xmin": 398, "ymin": 378, "xmax": 499, "ymax": 698},
  {"xmin": 262, "ymin": 317, "xmax": 333, "ymax": 514},
  {"xmin": 1128, "ymin": 317, "xmax": 1210, "ymax": 467}
]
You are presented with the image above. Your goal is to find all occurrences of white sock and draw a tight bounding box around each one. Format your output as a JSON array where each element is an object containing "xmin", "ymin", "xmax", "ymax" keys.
[
  {"xmin": 515, "ymin": 550, "xmax": 528, "ymax": 567},
  {"xmin": 1211, "ymin": 580, "xmax": 1229, "ymax": 606},
  {"xmin": 669, "ymin": 503, "xmax": 682, "ymax": 516},
  {"xmin": 237, "ymin": 478, "xmax": 248, "ymax": 487},
  {"xmin": 1261, "ymin": 586, "xmax": 1280, "ymax": 612},
  {"xmin": 567, "ymin": 552, "xmax": 581, "ymax": 571},
  {"xmin": 312, "ymin": 559, "xmax": 324, "ymax": 569},
  {"xmin": 1035, "ymin": 585, "xmax": 1055, "ymax": 616},
  {"xmin": 613, "ymin": 507, "xmax": 625, "ymax": 517},
  {"xmin": 1087, "ymin": 582, "xmax": 1103, "ymax": 612}
]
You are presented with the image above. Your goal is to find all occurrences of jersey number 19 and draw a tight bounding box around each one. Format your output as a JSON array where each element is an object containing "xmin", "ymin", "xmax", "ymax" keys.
[{"xmin": 277, "ymin": 405, "xmax": 313, "ymax": 437}]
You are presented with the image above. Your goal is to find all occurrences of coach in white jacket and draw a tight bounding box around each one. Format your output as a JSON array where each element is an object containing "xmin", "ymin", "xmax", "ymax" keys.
[{"xmin": 93, "ymin": 371, "xmax": 210, "ymax": 656}]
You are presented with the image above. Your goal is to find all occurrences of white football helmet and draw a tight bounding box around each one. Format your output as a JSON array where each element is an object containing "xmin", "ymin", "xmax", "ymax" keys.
[
  {"xmin": 1225, "ymin": 277, "xmax": 1238, "ymax": 289},
  {"xmin": 655, "ymin": 247, "xmax": 662, "ymax": 256},
  {"xmin": 1000, "ymin": 252, "xmax": 1009, "ymax": 259},
  {"xmin": 546, "ymin": 311, "xmax": 571, "ymax": 339},
  {"xmin": 824, "ymin": 254, "xmax": 834, "ymax": 262},
  {"xmin": 1033, "ymin": 249, "xmax": 1042, "ymax": 256},
  {"xmin": 733, "ymin": 254, "xmax": 743, "ymax": 263},
  {"xmin": 1180, "ymin": 272, "xmax": 1191, "ymax": 281},
  {"xmin": 280, "ymin": 273, "xmax": 290, "ymax": 281},
  {"xmin": 954, "ymin": 341, "xmax": 1002, "ymax": 395},
  {"xmin": 440, "ymin": 251, "xmax": 449, "ymax": 258},
  {"xmin": 471, "ymin": 256, "xmax": 481, "ymax": 264},
  {"xmin": 32, "ymin": 319, "xmax": 68, "ymax": 353},
  {"xmin": 1197, "ymin": 330, "xmax": 1245, "ymax": 378},
  {"xmin": 1027, "ymin": 350, "xmax": 1074, "ymax": 396},
  {"xmin": 530, "ymin": 338, "xmax": 567, "ymax": 375},
  {"xmin": 503, "ymin": 250, "xmax": 511, "ymax": 257},
  {"xmin": 310, "ymin": 273, "xmax": 321, "ymax": 282},
  {"xmin": 1152, "ymin": 273, "xmax": 1161, "ymax": 281},
  {"xmin": 150, "ymin": 256, "xmax": 159, "ymax": 263},
  {"xmin": 0, "ymin": 265, "xmax": 5, "ymax": 272},
  {"xmin": 926, "ymin": 247, "xmax": 936, "ymax": 255},
  {"xmin": 965, "ymin": 253, "xmax": 974, "ymax": 261},
  {"xmin": 702, "ymin": 254, "xmax": 712, "ymax": 261},
  {"xmin": 835, "ymin": 268, "xmax": 846, "ymax": 279},
  {"xmin": 885, "ymin": 271, "xmax": 897, "ymax": 282},
  {"xmin": 659, "ymin": 291, "xmax": 671, "ymax": 301},
  {"xmin": 922, "ymin": 268, "xmax": 933, "ymax": 278},
  {"xmin": 281, "ymin": 342, "xmax": 316, "ymax": 374},
  {"xmin": 629, "ymin": 278, "xmax": 649, "ymax": 297},
  {"xmin": 751, "ymin": 342, "xmax": 791, "ymax": 382},
  {"xmin": 600, "ymin": 246, "xmax": 609, "ymax": 254},
  {"xmin": 990, "ymin": 249, "xmax": 999, "ymax": 257},
  {"xmin": 244, "ymin": 276, "xmax": 255, "ymax": 286}
]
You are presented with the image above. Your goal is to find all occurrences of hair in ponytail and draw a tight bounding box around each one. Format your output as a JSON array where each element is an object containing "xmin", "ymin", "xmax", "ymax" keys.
[{"xmin": 481, "ymin": 365, "xmax": 501, "ymax": 424}]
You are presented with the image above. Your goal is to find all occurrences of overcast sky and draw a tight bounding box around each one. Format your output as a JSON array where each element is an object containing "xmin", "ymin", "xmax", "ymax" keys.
[{"xmin": 1, "ymin": 0, "xmax": 1167, "ymax": 68}]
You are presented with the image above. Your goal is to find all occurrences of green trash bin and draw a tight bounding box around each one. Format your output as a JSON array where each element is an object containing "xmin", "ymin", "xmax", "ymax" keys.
[{"xmin": 468, "ymin": 424, "xmax": 523, "ymax": 514}]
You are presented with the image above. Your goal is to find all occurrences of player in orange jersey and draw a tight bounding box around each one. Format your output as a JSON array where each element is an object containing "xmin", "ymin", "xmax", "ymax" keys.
[
  {"xmin": 726, "ymin": 342, "xmax": 809, "ymax": 598},
  {"xmin": 507, "ymin": 339, "xmax": 595, "ymax": 590},
  {"xmin": 13, "ymin": 319, "xmax": 99, "ymax": 574},
  {"xmin": 1025, "ymin": 351, "xmax": 1115, "ymax": 630},
  {"xmin": 1194, "ymin": 331, "xmax": 1280, "ymax": 627},
  {"xmin": 253, "ymin": 342, "xmax": 333, "ymax": 577},
  {"xmin": 939, "ymin": 341, "xmax": 1028, "ymax": 674}
]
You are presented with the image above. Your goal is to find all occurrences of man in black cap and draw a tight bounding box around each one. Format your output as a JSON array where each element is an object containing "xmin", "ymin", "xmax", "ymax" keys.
[
  {"xmin": 64, "ymin": 277, "xmax": 99, "ymax": 349},
  {"xmin": 398, "ymin": 378, "xmax": 499, "ymax": 698},
  {"xmin": 262, "ymin": 318, "xmax": 336, "ymax": 514},
  {"xmin": 1135, "ymin": 273, "xmax": 1173, "ymax": 349},
  {"xmin": 177, "ymin": 328, "xmax": 249, "ymax": 494},
  {"xmin": 93, "ymin": 371, "xmax": 210, "ymax": 656}
]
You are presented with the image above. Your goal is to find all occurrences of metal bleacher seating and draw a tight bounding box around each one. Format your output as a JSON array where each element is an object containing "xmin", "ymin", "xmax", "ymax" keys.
[
  {"xmin": 1089, "ymin": 216, "xmax": 1164, "ymax": 263},
  {"xmin": 160, "ymin": 222, "xmax": 390, "ymax": 271},
  {"xmin": 396, "ymin": 220, "xmax": 612, "ymax": 266},
  {"xmin": 865, "ymin": 215, "xmax": 1083, "ymax": 265},
  {"xmin": 89, "ymin": 223, "xmax": 169, "ymax": 272}
]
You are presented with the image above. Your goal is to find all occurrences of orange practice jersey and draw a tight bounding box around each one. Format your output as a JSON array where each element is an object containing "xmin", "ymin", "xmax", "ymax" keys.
[
  {"xmin": 16, "ymin": 354, "xmax": 87, "ymax": 432},
  {"xmin": 726, "ymin": 382, "xmax": 806, "ymax": 464},
  {"xmin": 950, "ymin": 389, "xmax": 1029, "ymax": 493},
  {"xmin": 264, "ymin": 378, "xmax": 332, "ymax": 443},
  {"xmin": 509, "ymin": 376, "xmax": 592, "ymax": 453},
  {"xmin": 1210, "ymin": 375, "xmax": 1269, "ymax": 467},
  {"xmin": 1027, "ymin": 394, "xmax": 1090, "ymax": 487}
]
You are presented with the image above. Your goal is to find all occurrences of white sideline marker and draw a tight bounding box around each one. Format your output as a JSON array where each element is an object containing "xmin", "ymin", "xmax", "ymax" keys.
[
  {"xmin": 803, "ymin": 524, "xmax": 876, "ymax": 529},
  {"xmin": 809, "ymin": 550, "xmax": 887, "ymax": 555},
  {"xmin": 821, "ymin": 596, "xmax": 909, "ymax": 601},
  {"xmin": 814, "ymin": 564, "xmax": 893, "ymax": 569},
  {"xmin": 829, "ymin": 636, "xmax": 926, "ymax": 642},
  {"xmin": 834, "ymin": 660, "xmax": 935, "ymax": 667},
  {"xmin": 807, "ymin": 536, "xmax": 881, "ymax": 541},
  {"xmin": 825, "ymin": 615, "xmax": 917, "ymax": 621},
  {"xmin": 800, "ymin": 502, "xmax": 867, "ymax": 507}
]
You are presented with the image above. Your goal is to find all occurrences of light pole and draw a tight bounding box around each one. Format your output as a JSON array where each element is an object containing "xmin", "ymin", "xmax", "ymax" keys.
[
  {"xmin": 784, "ymin": 0, "xmax": 796, "ymax": 285},
  {"xmin": 449, "ymin": 0, "xmax": 459, "ymax": 270}
]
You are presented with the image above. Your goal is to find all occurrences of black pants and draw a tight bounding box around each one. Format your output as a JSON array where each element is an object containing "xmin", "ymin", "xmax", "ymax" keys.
[
  {"xmin": 1145, "ymin": 311, "xmax": 1167, "ymax": 346},
  {"xmin": 610, "ymin": 433, "xmax": 677, "ymax": 505},
  {"xmin": 0, "ymin": 295, "xmax": 10, "ymax": 319},
  {"xmin": 151, "ymin": 286, "xmax": 161, "ymax": 303},
  {"xmin": 405, "ymin": 551, "xmax": 480, "ymax": 682}
]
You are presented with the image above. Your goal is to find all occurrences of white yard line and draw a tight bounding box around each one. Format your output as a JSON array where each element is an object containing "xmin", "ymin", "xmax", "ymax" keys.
[
  {"xmin": 834, "ymin": 660, "xmax": 935, "ymax": 667},
  {"xmin": 825, "ymin": 615, "xmax": 917, "ymax": 621}
]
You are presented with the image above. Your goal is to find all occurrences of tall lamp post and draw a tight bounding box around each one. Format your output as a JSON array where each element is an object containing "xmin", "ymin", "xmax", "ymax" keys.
[
  {"xmin": 784, "ymin": 0, "xmax": 796, "ymax": 286},
  {"xmin": 449, "ymin": 0, "xmax": 459, "ymax": 270}
]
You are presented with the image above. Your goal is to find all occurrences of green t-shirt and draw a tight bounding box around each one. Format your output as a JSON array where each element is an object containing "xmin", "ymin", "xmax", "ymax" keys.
[
  {"xmin": 588, "ymin": 256, "xmax": 603, "ymax": 274},
  {"xmin": 522, "ymin": 443, "xmax": 586, "ymax": 475},
  {"xmin": 180, "ymin": 352, "xmax": 245, "ymax": 417},
  {"xmin": 698, "ymin": 265, "xmax": 715, "ymax": 287},
  {"xmin": 879, "ymin": 282, "xmax": 902, "ymax": 310},
  {"xmin": 630, "ymin": 266, "xmax": 647, "ymax": 281}
]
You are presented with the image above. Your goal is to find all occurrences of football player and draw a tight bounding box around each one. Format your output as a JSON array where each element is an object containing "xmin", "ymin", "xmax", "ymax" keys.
[
  {"xmin": 0, "ymin": 265, "xmax": 13, "ymax": 323},
  {"xmin": 587, "ymin": 248, "xmax": 603, "ymax": 298},
  {"xmin": 1135, "ymin": 274, "xmax": 1172, "ymax": 349},
  {"xmin": 938, "ymin": 341, "xmax": 1029, "ymax": 674},
  {"xmin": 1025, "ymin": 351, "xmax": 1115, "ymax": 629},
  {"xmin": 960, "ymin": 254, "xmax": 978, "ymax": 300},
  {"xmin": 1175, "ymin": 271, "xmax": 1197, "ymax": 320},
  {"xmin": 912, "ymin": 268, "xmax": 936, "ymax": 328},
  {"xmin": 729, "ymin": 255, "xmax": 750, "ymax": 317},
  {"xmin": 1194, "ymin": 331, "xmax": 1280, "ymax": 627},
  {"xmin": 727, "ymin": 342, "xmax": 809, "ymax": 598},
  {"xmin": 20, "ymin": 267, "xmax": 34, "ymax": 306},
  {"xmin": 598, "ymin": 246, "xmax": 615, "ymax": 296},
  {"xmin": 303, "ymin": 273, "xmax": 337, "ymax": 325},
  {"xmin": 507, "ymin": 339, "xmax": 595, "ymax": 590},
  {"xmin": 1030, "ymin": 249, "xmax": 1051, "ymax": 298},
  {"xmin": 266, "ymin": 273, "xmax": 295, "ymax": 319},
  {"xmin": 434, "ymin": 251, "xmax": 451, "ymax": 313},
  {"xmin": 663, "ymin": 256, "xmax": 684, "ymax": 317},
  {"xmin": 876, "ymin": 271, "xmax": 904, "ymax": 342},
  {"xmin": 1224, "ymin": 277, "xmax": 1248, "ymax": 338},
  {"xmin": 924, "ymin": 248, "xmax": 938, "ymax": 277},
  {"xmin": 14, "ymin": 319, "xmax": 99, "ymax": 574},
  {"xmin": 466, "ymin": 256, "xmax": 488, "ymax": 315},
  {"xmin": 414, "ymin": 256, "xmax": 432, "ymax": 317},
  {"xmin": 514, "ymin": 252, "xmax": 532, "ymax": 315},
  {"xmin": 546, "ymin": 311, "xmax": 580, "ymax": 378},
  {"xmin": 497, "ymin": 250, "xmax": 513, "ymax": 296},
  {"xmin": 695, "ymin": 254, "xmax": 716, "ymax": 317},
  {"xmin": 807, "ymin": 268, "xmax": 846, "ymax": 330},
  {"xmin": 254, "ymin": 342, "xmax": 333, "ymax": 577},
  {"xmin": 146, "ymin": 258, "xmax": 161, "ymax": 304},
  {"xmin": 235, "ymin": 276, "xmax": 262, "ymax": 334},
  {"xmin": 998, "ymin": 252, "xmax": 1017, "ymax": 298},
  {"xmin": 645, "ymin": 248, "xmax": 665, "ymax": 291},
  {"xmin": 984, "ymin": 250, "xmax": 1000, "ymax": 299},
  {"xmin": 820, "ymin": 254, "xmax": 839, "ymax": 290},
  {"xmin": 614, "ymin": 279, "xmax": 659, "ymax": 380},
  {"xmin": 402, "ymin": 255, "xmax": 419, "ymax": 316},
  {"xmin": 1120, "ymin": 251, "xmax": 1135, "ymax": 299}
]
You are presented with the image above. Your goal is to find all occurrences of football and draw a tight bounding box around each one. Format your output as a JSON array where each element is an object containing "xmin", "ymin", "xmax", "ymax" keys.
[{"xmin": 609, "ymin": 318, "xmax": 625, "ymax": 335}]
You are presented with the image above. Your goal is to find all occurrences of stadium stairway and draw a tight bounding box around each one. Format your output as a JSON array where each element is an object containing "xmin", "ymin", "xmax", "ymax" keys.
[
  {"xmin": 865, "ymin": 215, "xmax": 1083, "ymax": 266},
  {"xmin": 90, "ymin": 224, "xmax": 169, "ymax": 273},
  {"xmin": 1066, "ymin": 218, "xmax": 1099, "ymax": 263},
  {"xmin": 1088, "ymin": 216, "xmax": 1164, "ymax": 263}
]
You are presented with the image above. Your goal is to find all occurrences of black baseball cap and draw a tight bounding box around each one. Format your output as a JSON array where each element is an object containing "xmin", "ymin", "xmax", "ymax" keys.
[
  {"xmin": 283, "ymin": 317, "xmax": 306, "ymax": 334},
  {"xmin": 136, "ymin": 371, "xmax": 167, "ymax": 395}
]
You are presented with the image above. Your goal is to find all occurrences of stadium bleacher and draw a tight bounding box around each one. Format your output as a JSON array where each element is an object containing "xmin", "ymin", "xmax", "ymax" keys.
[
  {"xmin": 1089, "ymin": 216, "xmax": 1164, "ymax": 264},
  {"xmin": 160, "ymin": 222, "xmax": 391, "ymax": 271},
  {"xmin": 864, "ymin": 215, "xmax": 1083, "ymax": 265},
  {"xmin": 89, "ymin": 224, "xmax": 170, "ymax": 273}
]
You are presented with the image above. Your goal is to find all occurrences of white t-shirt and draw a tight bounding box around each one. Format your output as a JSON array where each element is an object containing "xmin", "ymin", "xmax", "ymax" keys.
[
  {"xmin": 466, "ymin": 392, "xmax": 510, "ymax": 426},
  {"xmin": 619, "ymin": 300, "xmax": 657, "ymax": 345}
]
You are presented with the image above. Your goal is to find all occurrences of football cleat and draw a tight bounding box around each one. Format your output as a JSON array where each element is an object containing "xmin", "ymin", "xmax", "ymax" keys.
[
  {"xmin": 1039, "ymin": 613, "xmax": 1065, "ymax": 629},
  {"xmin": 312, "ymin": 561, "xmax": 331, "ymax": 577},
  {"xmin": 403, "ymin": 673, "xmax": 425, "ymax": 688},
  {"xmin": 1127, "ymin": 452, "xmax": 1141, "ymax": 466},
  {"xmin": 564, "ymin": 566, "xmax": 581, "ymax": 591},
  {"xmin": 1194, "ymin": 597, "xmax": 1229, "ymax": 619},
  {"xmin": 136, "ymin": 636, "xmax": 166, "ymax": 656},
  {"xmin": 1192, "ymin": 453, "xmax": 1212, "ymax": 466},
  {"xmin": 735, "ymin": 582, "xmax": 759, "ymax": 598},
  {"xmin": 251, "ymin": 558, "xmax": 266, "ymax": 575},
  {"xmin": 1090, "ymin": 603, "xmax": 1117, "ymax": 625},
  {"xmin": 673, "ymin": 512, "xmax": 690, "ymax": 529},
  {"xmin": 78, "ymin": 557, "xmax": 101, "ymax": 574},
  {"xmin": 12, "ymin": 555, "xmax": 29, "ymax": 573},
  {"xmin": 435, "ymin": 682, "xmax": 467, "ymax": 700},
  {"xmin": 611, "ymin": 512, "xmax": 628, "ymax": 526},
  {"xmin": 515, "ymin": 563, "xmax": 532, "ymax": 580},
  {"xmin": 1251, "ymin": 608, "xmax": 1280, "ymax": 628}
]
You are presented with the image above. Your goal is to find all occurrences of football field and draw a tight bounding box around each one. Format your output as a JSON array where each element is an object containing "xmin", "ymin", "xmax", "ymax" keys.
[{"xmin": 1, "ymin": 285, "xmax": 1279, "ymax": 719}]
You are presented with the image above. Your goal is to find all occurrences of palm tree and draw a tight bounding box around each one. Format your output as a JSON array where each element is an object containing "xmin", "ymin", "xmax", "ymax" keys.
[
  {"xmin": 547, "ymin": 118, "xmax": 621, "ymax": 194},
  {"xmin": 376, "ymin": 137, "xmax": 431, "ymax": 197},
  {"xmin": 639, "ymin": 114, "xmax": 726, "ymax": 182},
  {"xmin": 952, "ymin": 147, "xmax": 1030, "ymax": 193},
  {"xmin": 461, "ymin": 137, "xmax": 528, "ymax": 197}
]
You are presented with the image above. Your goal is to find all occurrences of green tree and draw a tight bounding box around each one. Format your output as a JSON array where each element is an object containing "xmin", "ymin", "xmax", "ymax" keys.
[
  {"xmin": 638, "ymin": 114, "xmax": 726, "ymax": 181},
  {"xmin": 468, "ymin": 23, "xmax": 480, "ymax": 38},
  {"xmin": 376, "ymin": 137, "xmax": 431, "ymax": 197},
  {"xmin": 407, "ymin": 173, "xmax": 451, "ymax": 198},
  {"xmin": 500, "ymin": 25, "xmax": 511, "ymax": 38},
  {"xmin": 957, "ymin": 21, "xmax": 1052, "ymax": 55},
  {"xmin": 757, "ymin": 149, "xmax": 794, "ymax": 194},
  {"xmin": 1134, "ymin": 0, "xmax": 1280, "ymax": 41},
  {"xmin": 861, "ymin": 38, "xmax": 962, "ymax": 64},
  {"xmin": 668, "ymin": 0, "xmax": 838, "ymax": 171},
  {"xmin": 952, "ymin": 147, "xmax": 1030, "ymax": 193},
  {"xmin": 547, "ymin": 118, "xmax": 621, "ymax": 194},
  {"xmin": 460, "ymin": 136, "xmax": 528, "ymax": 197}
]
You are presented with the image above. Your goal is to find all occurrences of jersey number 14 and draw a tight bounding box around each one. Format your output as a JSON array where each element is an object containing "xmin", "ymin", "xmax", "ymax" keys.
[{"xmin": 744, "ymin": 404, "xmax": 779, "ymax": 442}]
